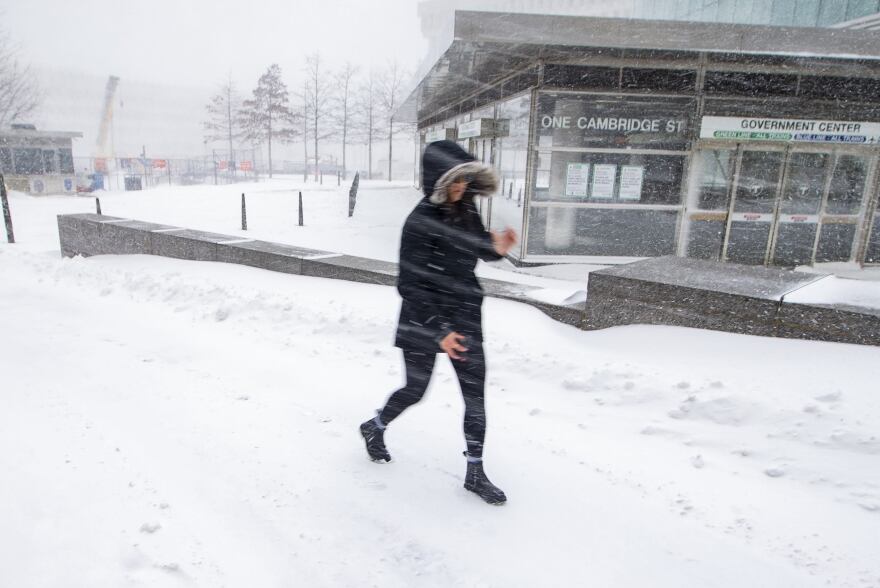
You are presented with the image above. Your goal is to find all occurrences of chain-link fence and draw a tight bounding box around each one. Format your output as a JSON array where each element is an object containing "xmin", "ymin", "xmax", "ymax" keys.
[{"xmin": 72, "ymin": 149, "xmax": 261, "ymax": 192}]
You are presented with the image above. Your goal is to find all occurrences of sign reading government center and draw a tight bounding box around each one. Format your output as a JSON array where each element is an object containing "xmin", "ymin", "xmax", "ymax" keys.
[{"xmin": 701, "ymin": 116, "xmax": 880, "ymax": 144}]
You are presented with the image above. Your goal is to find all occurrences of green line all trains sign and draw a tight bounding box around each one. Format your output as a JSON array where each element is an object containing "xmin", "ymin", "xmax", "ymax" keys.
[{"xmin": 700, "ymin": 116, "xmax": 880, "ymax": 144}]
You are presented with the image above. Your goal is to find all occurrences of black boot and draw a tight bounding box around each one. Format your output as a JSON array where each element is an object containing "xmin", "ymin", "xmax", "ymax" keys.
[
  {"xmin": 464, "ymin": 453, "xmax": 506, "ymax": 505},
  {"xmin": 360, "ymin": 416, "xmax": 391, "ymax": 463}
]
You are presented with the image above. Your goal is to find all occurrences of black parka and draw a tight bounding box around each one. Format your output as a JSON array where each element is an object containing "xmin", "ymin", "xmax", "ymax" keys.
[{"xmin": 394, "ymin": 141, "xmax": 501, "ymax": 352}]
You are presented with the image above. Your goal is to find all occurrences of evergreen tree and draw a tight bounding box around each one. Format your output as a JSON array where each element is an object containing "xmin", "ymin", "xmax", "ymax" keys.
[{"xmin": 239, "ymin": 64, "xmax": 297, "ymax": 178}]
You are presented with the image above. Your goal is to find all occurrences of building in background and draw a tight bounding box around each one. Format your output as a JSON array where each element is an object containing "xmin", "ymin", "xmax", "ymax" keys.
[
  {"xmin": 631, "ymin": 0, "xmax": 880, "ymax": 28},
  {"xmin": 400, "ymin": 11, "xmax": 880, "ymax": 268},
  {"xmin": 416, "ymin": 0, "xmax": 634, "ymax": 79},
  {"xmin": 0, "ymin": 124, "xmax": 81, "ymax": 195}
]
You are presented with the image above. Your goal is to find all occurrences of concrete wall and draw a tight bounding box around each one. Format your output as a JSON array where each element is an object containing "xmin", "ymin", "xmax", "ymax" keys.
[
  {"xmin": 56, "ymin": 213, "xmax": 585, "ymax": 325},
  {"xmin": 585, "ymin": 257, "xmax": 880, "ymax": 346}
]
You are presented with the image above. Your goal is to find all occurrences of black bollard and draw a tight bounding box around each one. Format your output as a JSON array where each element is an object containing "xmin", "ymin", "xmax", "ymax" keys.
[
  {"xmin": 298, "ymin": 191, "xmax": 304, "ymax": 226},
  {"xmin": 337, "ymin": 171, "xmax": 340, "ymax": 186},
  {"xmin": 95, "ymin": 197, "xmax": 102, "ymax": 215},
  {"xmin": 320, "ymin": 171, "xmax": 323, "ymax": 185},
  {"xmin": 0, "ymin": 173, "xmax": 14, "ymax": 244},
  {"xmin": 508, "ymin": 182, "xmax": 513, "ymax": 200},
  {"xmin": 241, "ymin": 193, "xmax": 247, "ymax": 231},
  {"xmin": 517, "ymin": 187, "xmax": 522, "ymax": 208},
  {"xmin": 348, "ymin": 172, "xmax": 360, "ymax": 218}
]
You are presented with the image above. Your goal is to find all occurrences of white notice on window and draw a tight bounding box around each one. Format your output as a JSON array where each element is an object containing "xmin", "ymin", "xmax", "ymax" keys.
[
  {"xmin": 536, "ymin": 170, "xmax": 551, "ymax": 189},
  {"xmin": 619, "ymin": 166, "xmax": 644, "ymax": 200},
  {"xmin": 591, "ymin": 164, "xmax": 616, "ymax": 198},
  {"xmin": 565, "ymin": 163, "xmax": 589, "ymax": 197}
]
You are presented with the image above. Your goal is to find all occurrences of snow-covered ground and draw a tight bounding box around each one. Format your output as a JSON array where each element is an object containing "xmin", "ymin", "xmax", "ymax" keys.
[{"xmin": 1, "ymin": 180, "xmax": 880, "ymax": 587}]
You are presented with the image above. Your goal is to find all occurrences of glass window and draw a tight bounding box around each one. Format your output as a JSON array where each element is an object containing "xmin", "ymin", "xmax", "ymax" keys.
[
  {"xmin": 726, "ymin": 222, "xmax": 772, "ymax": 265},
  {"xmin": 687, "ymin": 219, "xmax": 726, "ymax": 260},
  {"xmin": 621, "ymin": 68, "xmax": 696, "ymax": 93},
  {"xmin": 536, "ymin": 93, "xmax": 694, "ymax": 151},
  {"xmin": 771, "ymin": 0, "xmax": 797, "ymax": 24},
  {"xmin": 826, "ymin": 155, "xmax": 868, "ymax": 215},
  {"xmin": 704, "ymin": 71, "xmax": 798, "ymax": 97},
  {"xmin": 847, "ymin": 0, "xmax": 880, "ymax": 20},
  {"xmin": 734, "ymin": 150, "xmax": 783, "ymax": 214},
  {"xmin": 543, "ymin": 65, "xmax": 619, "ymax": 91},
  {"xmin": 818, "ymin": 0, "xmax": 847, "ymax": 24},
  {"xmin": 42, "ymin": 150, "xmax": 56, "ymax": 174},
  {"xmin": 780, "ymin": 152, "xmax": 827, "ymax": 215},
  {"xmin": 533, "ymin": 151, "xmax": 684, "ymax": 205},
  {"xmin": 13, "ymin": 148, "xmax": 43, "ymax": 175},
  {"xmin": 799, "ymin": 76, "xmax": 880, "ymax": 102},
  {"xmin": 864, "ymin": 215, "xmax": 880, "ymax": 264},
  {"xmin": 690, "ymin": 149, "xmax": 734, "ymax": 210},
  {"xmin": 526, "ymin": 207, "xmax": 679, "ymax": 257},
  {"xmin": 491, "ymin": 92, "xmax": 531, "ymax": 257},
  {"xmin": 773, "ymin": 223, "xmax": 817, "ymax": 266},
  {"xmin": 58, "ymin": 149, "xmax": 74, "ymax": 174},
  {"xmin": 816, "ymin": 223, "xmax": 856, "ymax": 262},
  {"xmin": 793, "ymin": 0, "xmax": 821, "ymax": 25},
  {"xmin": 0, "ymin": 148, "xmax": 11, "ymax": 173}
]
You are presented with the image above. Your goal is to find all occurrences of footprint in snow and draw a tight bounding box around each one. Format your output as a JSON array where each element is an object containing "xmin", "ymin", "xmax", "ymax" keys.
[{"xmin": 139, "ymin": 522, "xmax": 161, "ymax": 534}]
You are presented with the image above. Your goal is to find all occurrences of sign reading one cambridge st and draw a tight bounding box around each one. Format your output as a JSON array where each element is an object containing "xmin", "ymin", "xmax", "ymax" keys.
[{"xmin": 700, "ymin": 116, "xmax": 880, "ymax": 144}]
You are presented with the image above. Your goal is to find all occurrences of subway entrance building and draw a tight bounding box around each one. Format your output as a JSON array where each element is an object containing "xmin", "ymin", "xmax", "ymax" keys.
[{"xmin": 399, "ymin": 11, "xmax": 880, "ymax": 266}]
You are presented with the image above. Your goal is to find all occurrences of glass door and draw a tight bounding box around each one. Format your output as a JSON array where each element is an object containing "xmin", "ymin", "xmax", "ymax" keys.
[
  {"xmin": 816, "ymin": 154, "xmax": 872, "ymax": 263},
  {"xmin": 723, "ymin": 149, "xmax": 784, "ymax": 264},
  {"xmin": 770, "ymin": 151, "xmax": 829, "ymax": 266}
]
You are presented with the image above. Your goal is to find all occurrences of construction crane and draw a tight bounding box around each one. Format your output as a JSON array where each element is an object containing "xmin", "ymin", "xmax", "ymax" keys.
[
  {"xmin": 95, "ymin": 75, "xmax": 120, "ymax": 159},
  {"xmin": 81, "ymin": 75, "xmax": 119, "ymax": 192}
]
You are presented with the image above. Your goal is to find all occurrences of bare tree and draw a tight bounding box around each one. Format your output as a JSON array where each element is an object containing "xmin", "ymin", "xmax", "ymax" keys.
[
  {"xmin": 377, "ymin": 61, "xmax": 409, "ymax": 182},
  {"xmin": 354, "ymin": 69, "xmax": 383, "ymax": 180},
  {"xmin": 0, "ymin": 26, "xmax": 41, "ymax": 128},
  {"xmin": 239, "ymin": 64, "xmax": 297, "ymax": 178},
  {"xmin": 295, "ymin": 80, "xmax": 310, "ymax": 180},
  {"xmin": 203, "ymin": 75, "xmax": 242, "ymax": 176},
  {"xmin": 304, "ymin": 52, "xmax": 335, "ymax": 181},
  {"xmin": 329, "ymin": 62, "xmax": 359, "ymax": 180}
]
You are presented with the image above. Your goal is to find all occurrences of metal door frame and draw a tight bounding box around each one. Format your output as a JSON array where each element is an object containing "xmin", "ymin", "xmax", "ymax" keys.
[
  {"xmin": 721, "ymin": 144, "xmax": 788, "ymax": 265},
  {"xmin": 719, "ymin": 143, "xmax": 875, "ymax": 266},
  {"xmin": 767, "ymin": 146, "xmax": 833, "ymax": 266}
]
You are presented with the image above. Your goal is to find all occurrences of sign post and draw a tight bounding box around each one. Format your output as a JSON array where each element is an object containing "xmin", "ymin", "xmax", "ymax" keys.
[{"xmin": 0, "ymin": 174, "xmax": 14, "ymax": 244}]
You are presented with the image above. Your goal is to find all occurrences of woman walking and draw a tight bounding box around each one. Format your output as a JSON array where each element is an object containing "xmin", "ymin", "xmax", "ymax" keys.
[{"xmin": 359, "ymin": 140, "xmax": 517, "ymax": 505}]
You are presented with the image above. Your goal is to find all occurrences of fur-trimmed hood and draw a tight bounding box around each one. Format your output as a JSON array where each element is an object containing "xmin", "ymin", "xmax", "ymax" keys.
[{"xmin": 422, "ymin": 140, "xmax": 498, "ymax": 204}]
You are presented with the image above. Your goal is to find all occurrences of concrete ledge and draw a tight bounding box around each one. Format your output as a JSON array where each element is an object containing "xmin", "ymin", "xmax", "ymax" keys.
[
  {"xmin": 103, "ymin": 220, "xmax": 179, "ymax": 255},
  {"xmin": 585, "ymin": 256, "xmax": 879, "ymax": 346},
  {"xmin": 216, "ymin": 240, "xmax": 331, "ymax": 275},
  {"xmin": 62, "ymin": 215, "xmax": 880, "ymax": 345},
  {"xmin": 480, "ymin": 278, "xmax": 585, "ymax": 327},
  {"xmin": 150, "ymin": 229, "xmax": 238, "ymax": 261},
  {"xmin": 776, "ymin": 302, "xmax": 880, "ymax": 346},
  {"xmin": 301, "ymin": 255, "xmax": 399, "ymax": 286},
  {"xmin": 58, "ymin": 214, "xmax": 128, "ymax": 257},
  {"xmin": 56, "ymin": 213, "xmax": 586, "ymax": 331}
]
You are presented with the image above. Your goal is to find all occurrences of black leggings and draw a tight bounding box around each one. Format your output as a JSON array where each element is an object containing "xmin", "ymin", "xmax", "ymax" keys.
[{"xmin": 379, "ymin": 343, "xmax": 487, "ymax": 458}]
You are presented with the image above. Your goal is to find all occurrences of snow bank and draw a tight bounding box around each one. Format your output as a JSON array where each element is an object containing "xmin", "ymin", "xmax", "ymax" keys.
[{"xmin": 1, "ymin": 182, "xmax": 879, "ymax": 587}]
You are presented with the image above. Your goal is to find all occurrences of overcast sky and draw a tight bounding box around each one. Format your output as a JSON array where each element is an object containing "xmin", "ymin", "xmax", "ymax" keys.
[{"xmin": 6, "ymin": 0, "xmax": 426, "ymax": 89}]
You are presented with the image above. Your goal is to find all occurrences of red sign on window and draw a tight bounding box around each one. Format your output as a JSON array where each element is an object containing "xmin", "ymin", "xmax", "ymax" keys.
[
  {"xmin": 240, "ymin": 161, "xmax": 253, "ymax": 171},
  {"xmin": 152, "ymin": 159, "xmax": 167, "ymax": 169},
  {"xmin": 218, "ymin": 160, "xmax": 228, "ymax": 170}
]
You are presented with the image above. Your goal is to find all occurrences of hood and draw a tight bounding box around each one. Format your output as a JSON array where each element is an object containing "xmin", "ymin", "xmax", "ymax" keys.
[{"xmin": 421, "ymin": 140, "xmax": 498, "ymax": 204}]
